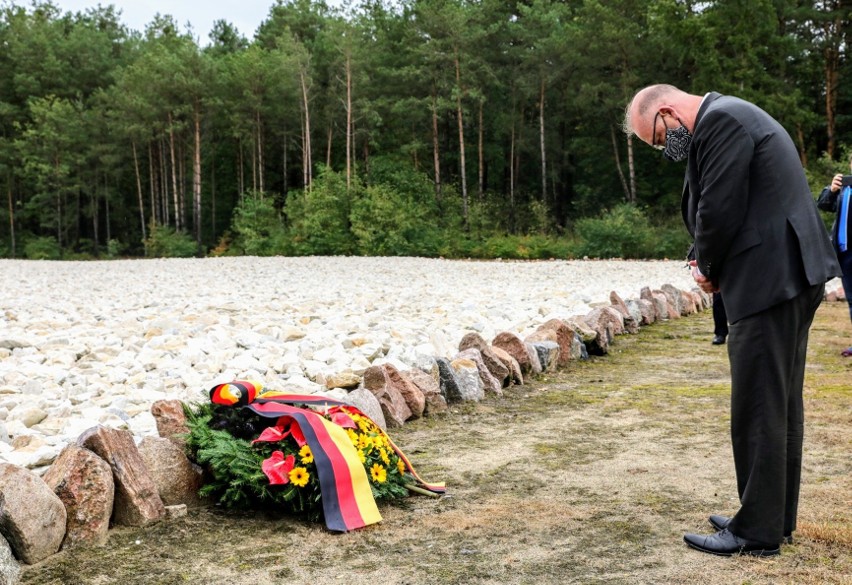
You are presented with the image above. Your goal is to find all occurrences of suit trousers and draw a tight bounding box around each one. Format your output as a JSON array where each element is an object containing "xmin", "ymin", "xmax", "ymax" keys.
[
  {"xmin": 725, "ymin": 283, "xmax": 824, "ymax": 544},
  {"xmin": 712, "ymin": 292, "xmax": 729, "ymax": 337},
  {"xmin": 838, "ymin": 249, "xmax": 852, "ymax": 323}
]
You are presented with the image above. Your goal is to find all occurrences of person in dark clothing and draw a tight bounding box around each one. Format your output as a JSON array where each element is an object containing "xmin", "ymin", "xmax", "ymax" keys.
[
  {"xmin": 712, "ymin": 292, "xmax": 728, "ymax": 345},
  {"xmin": 816, "ymin": 157, "xmax": 852, "ymax": 357},
  {"xmin": 624, "ymin": 84, "xmax": 841, "ymax": 557}
]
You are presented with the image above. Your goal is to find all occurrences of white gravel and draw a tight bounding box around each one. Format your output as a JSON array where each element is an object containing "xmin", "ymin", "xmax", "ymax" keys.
[{"xmin": 0, "ymin": 256, "xmax": 701, "ymax": 469}]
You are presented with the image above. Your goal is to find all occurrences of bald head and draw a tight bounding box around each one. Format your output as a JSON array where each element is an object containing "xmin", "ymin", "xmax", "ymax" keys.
[{"xmin": 623, "ymin": 84, "xmax": 703, "ymax": 147}]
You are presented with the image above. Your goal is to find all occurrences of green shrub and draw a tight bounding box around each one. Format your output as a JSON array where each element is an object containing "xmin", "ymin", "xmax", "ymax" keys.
[
  {"xmin": 106, "ymin": 238, "xmax": 125, "ymax": 258},
  {"xmin": 351, "ymin": 183, "xmax": 409, "ymax": 255},
  {"xmin": 23, "ymin": 236, "xmax": 61, "ymax": 260},
  {"xmin": 284, "ymin": 167, "xmax": 355, "ymax": 255},
  {"xmin": 230, "ymin": 192, "xmax": 289, "ymax": 256},
  {"xmin": 143, "ymin": 223, "xmax": 198, "ymax": 258},
  {"xmin": 573, "ymin": 203, "xmax": 654, "ymax": 259},
  {"xmin": 649, "ymin": 218, "xmax": 692, "ymax": 260}
]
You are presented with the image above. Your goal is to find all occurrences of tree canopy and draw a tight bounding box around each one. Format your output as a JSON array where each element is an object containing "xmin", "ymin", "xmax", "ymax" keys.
[{"xmin": 1, "ymin": 0, "xmax": 850, "ymax": 259}]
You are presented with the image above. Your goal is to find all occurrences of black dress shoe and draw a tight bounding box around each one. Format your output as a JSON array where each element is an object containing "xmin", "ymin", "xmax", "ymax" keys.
[
  {"xmin": 708, "ymin": 515, "xmax": 794, "ymax": 544},
  {"xmin": 684, "ymin": 528, "xmax": 780, "ymax": 557},
  {"xmin": 711, "ymin": 334, "xmax": 726, "ymax": 345}
]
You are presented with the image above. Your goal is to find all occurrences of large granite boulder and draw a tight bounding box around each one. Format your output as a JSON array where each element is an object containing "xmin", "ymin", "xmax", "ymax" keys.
[
  {"xmin": 42, "ymin": 444, "xmax": 113, "ymax": 549},
  {"xmin": 449, "ymin": 358, "xmax": 485, "ymax": 402},
  {"xmin": 401, "ymin": 369, "xmax": 448, "ymax": 416},
  {"xmin": 0, "ymin": 463, "xmax": 66, "ymax": 564},
  {"xmin": 138, "ymin": 436, "xmax": 204, "ymax": 508},
  {"xmin": 454, "ymin": 348, "xmax": 502, "ymax": 396},
  {"xmin": 151, "ymin": 399, "xmax": 190, "ymax": 450},
  {"xmin": 343, "ymin": 387, "xmax": 387, "ymax": 430},
  {"xmin": 458, "ymin": 332, "xmax": 510, "ymax": 387},
  {"xmin": 491, "ymin": 332, "xmax": 533, "ymax": 376},
  {"xmin": 491, "ymin": 347, "xmax": 523, "ymax": 385},
  {"xmin": 77, "ymin": 426, "xmax": 165, "ymax": 527},
  {"xmin": 362, "ymin": 365, "xmax": 415, "ymax": 428}
]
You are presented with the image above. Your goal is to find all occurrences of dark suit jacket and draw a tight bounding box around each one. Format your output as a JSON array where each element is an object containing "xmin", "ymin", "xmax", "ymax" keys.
[
  {"xmin": 816, "ymin": 184, "xmax": 845, "ymax": 251},
  {"xmin": 681, "ymin": 92, "xmax": 840, "ymax": 323}
]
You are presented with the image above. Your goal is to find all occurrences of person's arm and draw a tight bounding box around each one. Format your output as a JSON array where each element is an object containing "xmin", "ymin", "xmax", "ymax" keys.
[
  {"xmin": 691, "ymin": 109, "xmax": 754, "ymax": 282},
  {"xmin": 816, "ymin": 174, "xmax": 842, "ymax": 212}
]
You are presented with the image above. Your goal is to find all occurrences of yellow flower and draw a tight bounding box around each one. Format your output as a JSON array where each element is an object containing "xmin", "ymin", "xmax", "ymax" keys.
[
  {"xmin": 359, "ymin": 434, "xmax": 373, "ymax": 451},
  {"xmin": 299, "ymin": 445, "xmax": 313, "ymax": 464},
  {"xmin": 357, "ymin": 449, "xmax": 366, "ymax": 464},
  {"xmin": 370, "ymin": 463, "xmax": 387, "ymax": 484},
  {"xmin": 289, "ymin": 466, "xmax": 310, "ymax": 487},
  {"xmin": 358, "ymin": 420, "xmax": 371, "ymax": 433},
  {"xmin": 347, "ymin": 429, "xmax": 359, "ymax": 444},
  {"xmin": 379, "ymin": 448, "xmax": 390, "ymax": 465},
  {"xmin": 397, "ymin": 459, "xmax": 405, "ymax": 475}
]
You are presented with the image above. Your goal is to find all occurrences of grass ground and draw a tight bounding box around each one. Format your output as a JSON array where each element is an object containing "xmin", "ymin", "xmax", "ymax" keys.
[{"xmin": 20, "ymin": 302, "xmax": 852, "ymax": 585}]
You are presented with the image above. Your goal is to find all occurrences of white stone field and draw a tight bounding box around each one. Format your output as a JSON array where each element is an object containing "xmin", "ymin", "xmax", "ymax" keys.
[{"xmin": 0, "ymin": 256, "xmax": 706, "ymax": 470}]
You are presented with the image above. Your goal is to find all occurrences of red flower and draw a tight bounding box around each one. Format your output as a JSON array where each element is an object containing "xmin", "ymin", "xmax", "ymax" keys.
[
  {"xmin": 329, "ymin": 410, "xmax": 357, "ymax": 429},
  {"xmin": 289, "ymin": 421, "xmax": 307, "ymax": 447},
  {"xmin": 261, "ymin": 451, "xmax": 296, "ymax": 485},
  {"xmin": 252, "ymin": 424, "xmax": 290, "ymax": 444}
]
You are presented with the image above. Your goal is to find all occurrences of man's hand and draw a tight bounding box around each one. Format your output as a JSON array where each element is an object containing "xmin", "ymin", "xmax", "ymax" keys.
[
  {"xmin": 830, "ymin": 173, "xmax": 843, "ymax": 193},
  {"xmin": 689, "ymin": 260, "xmax": 720, "ymax": 294}
]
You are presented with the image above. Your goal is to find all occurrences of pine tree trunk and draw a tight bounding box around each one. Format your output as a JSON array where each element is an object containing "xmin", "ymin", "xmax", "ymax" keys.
[
  {"xmin": 168, "ymin": 114, "xmax": 180, "ymax": 231},
  {"xmin": 257, "ymin": 110, "xmax": 264, "ymax": 193},
  {"xmin": 7, "ymin": 177, "xmax": 16, "ymax": 258},
  {"xmin": 539, "ymin": 78, "xmax": 547, "ymax": 202},
  {"xmin": 326, "ymin": 125, "xmax": 332, "ymax": 168},
  {"xmin": 193, "ymin": 107, "xmax": 202, "ymax": 255},
  {"xmin": 104, "ymin": 183, "xmax": 111, "ymax": 244},
  {"xmin": 300, "ymin": 68, "xmax": 312, "ymax": 191},
  {"xmin": 160, "ymin": 140, "xmax": 169, "ymax": 226},
  {"xmin": 346, "ymin": 52, "xmax": 352, "ymax": 193},
  {"xmin": 454, "ymin": 49, "xmax": 468, "ymax": 229},
  {"xmin": 300, "ymin": 112, "xmax": 307, "ymax": 189},
  {"xmin": 509, "ymin": 115, "xmax": 515, "ymax": 232},
  {"xmin": 251, "ymin": 128, "xmax": 257, "ymax": 193},
  {"xmin": 238, "ymin": 138, "xmax": 245, "ymax": 197},
  {"xmin": 148, "ymin": 142, "xmax": 158, "ymax": 226},
  {"xmin": 132, "ymin": 141, "xmax": 147, "ymax": 241},
  {"xmin": 178, "ymin": 140, "xmax": 186, "ymax": 230},
  {"xmin": 431, "ymin": 92, "xmax": 442, "ymax": 204},
  {"xmin": 611, "ymin": 125, "xmax": 631, "ymax": 202},
  {"xmin": 796, "ymin": 124, "xmax": 808, "ymax": 166},
  {"xmin": 283, "ymin": 129, "xmax": 288, "ymax": 195},
  {"xmin": 825, "ymin": 50, "xmax": 838, "ymax": 158},
  {"xmin": 478, "ymin": 100, "xmax": 484, "ymax": 200},
  {"xmin": 91, "ymin": 176, "xmax": 100, "ymax": 256},
  {"xmin": 627, "ymin": 134, "xmax": 636, "ymax": 203},
  {"xmin": 210, "ymin": 157, "xmax": 216, "ymax": 236}
]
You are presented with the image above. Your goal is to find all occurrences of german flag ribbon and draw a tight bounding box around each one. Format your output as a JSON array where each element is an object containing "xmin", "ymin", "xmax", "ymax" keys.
[
  {"xmin": 209, "ymin": 381, "xmax": 445, "ymax": 532},
  {"xmin": 248, "ymin": 400, "xmax": 381, "ymax": 532}
]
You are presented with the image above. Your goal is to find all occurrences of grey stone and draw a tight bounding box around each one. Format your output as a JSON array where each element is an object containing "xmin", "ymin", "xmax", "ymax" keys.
[
  {"xmin": 343, "ymin": 388, "xmax": 386, "ymax": 430},
  {"xmin": 0, "ymin": 463, "xmax": 66, "ymax": 564},
  {"xmin": 0, "ymin": 535, "xmax": 21, "ymax": 585}
]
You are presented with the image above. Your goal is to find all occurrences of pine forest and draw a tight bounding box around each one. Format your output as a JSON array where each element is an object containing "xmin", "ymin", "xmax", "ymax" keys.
[{"xmin": 0, "ymin": 0, "xmax": 850, "ymax": 260}]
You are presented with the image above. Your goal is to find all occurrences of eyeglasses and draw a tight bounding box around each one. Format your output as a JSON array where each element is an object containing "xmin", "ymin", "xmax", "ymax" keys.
[{"xmin": 651, "ymin": 112, "xmax": 665, "ymax": 150}]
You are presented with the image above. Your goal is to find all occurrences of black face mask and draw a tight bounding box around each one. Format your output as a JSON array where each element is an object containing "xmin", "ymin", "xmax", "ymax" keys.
[{"xmin": 662, "ymin": 122, "xmax": 692, "ymax": 162}]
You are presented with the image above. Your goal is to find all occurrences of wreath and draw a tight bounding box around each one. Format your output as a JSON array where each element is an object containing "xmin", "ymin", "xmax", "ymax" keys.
[{"xmin": 183, "ymin": 380, "xmax": 444, "ymax": 532}]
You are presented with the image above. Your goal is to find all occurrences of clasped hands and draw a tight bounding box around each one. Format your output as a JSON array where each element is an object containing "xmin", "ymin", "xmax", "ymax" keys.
[{"xmin": 688, "ymin": 260, "xmax": 720, "ymax": 294}]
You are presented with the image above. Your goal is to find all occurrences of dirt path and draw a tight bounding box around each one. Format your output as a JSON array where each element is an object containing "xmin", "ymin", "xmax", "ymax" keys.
[{"xmin": 21, "ymin": 303, "xmax": 852, "ymax": 585}]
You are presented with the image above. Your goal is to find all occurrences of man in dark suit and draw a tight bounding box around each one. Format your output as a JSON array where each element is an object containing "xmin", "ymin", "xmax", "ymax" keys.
[
  {"xmin": 816, "ymin": 158, "xmax": 852, "ymax": 356},
  {"xmin": 624, "ymin": 85, "xmax": 841, "ymax": 556}
]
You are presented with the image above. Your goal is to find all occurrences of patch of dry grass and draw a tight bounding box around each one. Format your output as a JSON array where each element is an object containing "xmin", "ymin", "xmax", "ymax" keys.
[{"xmin": 20, "ymin": 302, "xmax": 852, "ymax": 585}]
